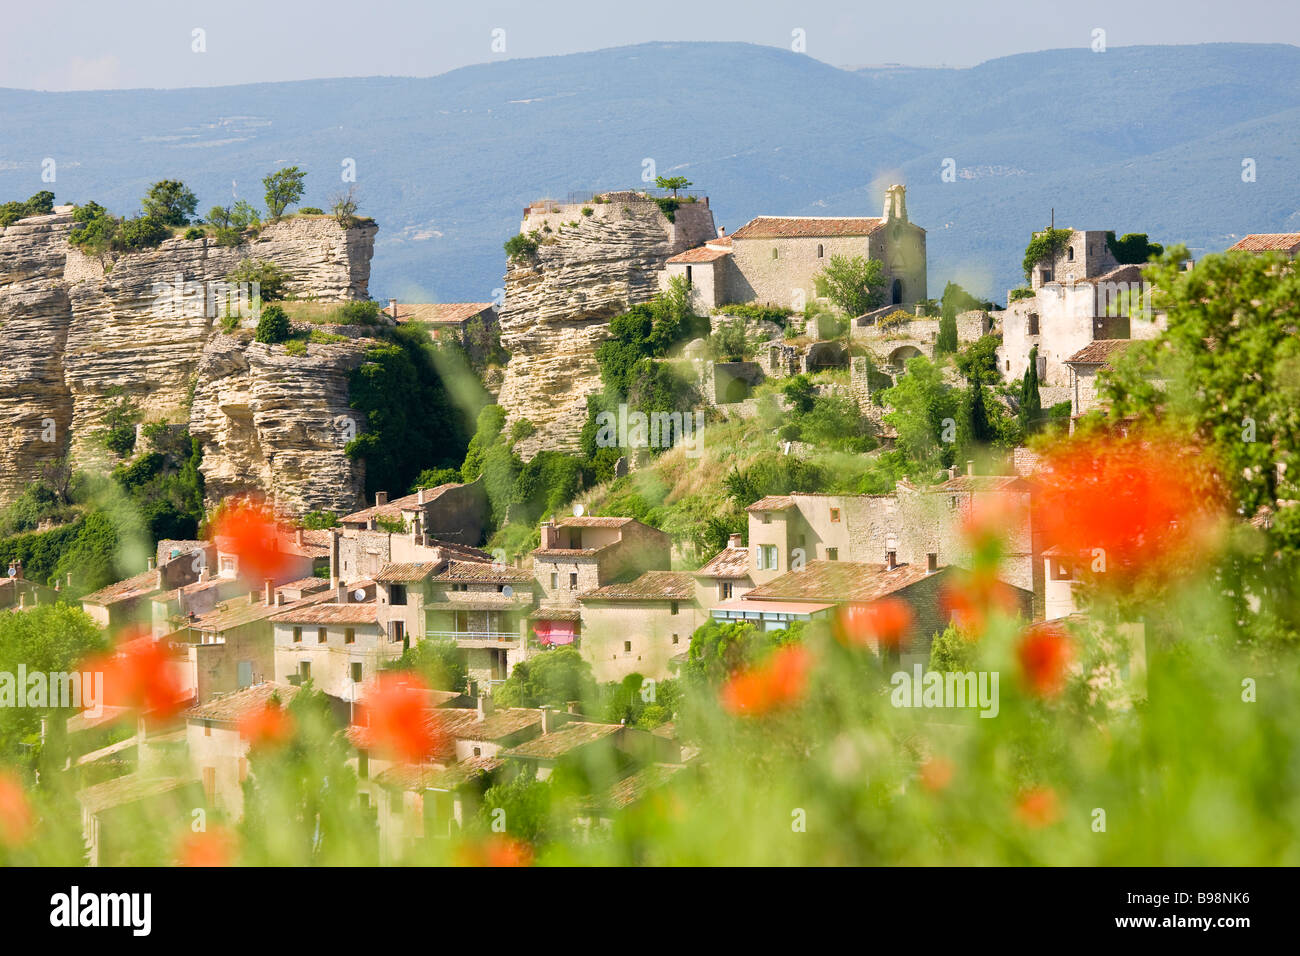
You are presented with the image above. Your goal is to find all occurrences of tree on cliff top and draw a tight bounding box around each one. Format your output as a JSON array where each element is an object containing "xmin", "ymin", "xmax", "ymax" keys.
[
  {"xmin": 655, "ymin": 175, "xmax": 692, "ymax": 197},
  {"xmin": 263, "ymin": 166, "xmax": 306, "ymax": 219},
  {"xmin": 142, "ymin": 180, "xmax": 198, "ymax": 227}
]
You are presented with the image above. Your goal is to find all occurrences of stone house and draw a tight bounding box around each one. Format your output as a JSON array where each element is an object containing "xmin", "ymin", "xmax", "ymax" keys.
[
  {"xmin": 745, "ymin": 493, "xmax": 902, "ymax": 585},
  {"xmin": 1063, "ymin": 338, "xmax": 1137, "ymax": 423},
  {"xmin": 270, "ymin": 594, "xmax": 386, "ymax": 706},
  {"xmin": 1226, "ymin": 233, "xmax": 1300, "ymax": 256},
  {"xmin": 76, "ymin": 773, "xmax": 204, "ymax": 867},
  {"xmin": 693, "ymin": 534, "xmax": 754, "ymax": 606},
  {"xmin": 531, "ymin": 516, "xmax": 671, "ymax": 607},
  {"xmin": 211, "ymin": 527, "xmax": 327, "ymax": 583},
  {"xmin": 388, "ymin": 301, "xmax": 499, "ymax": 349},
  {"xmin": 80, "ymin": 547, "xmax": 208, "ymax": 630},
  {"xmin": 337, "ymin": 481, "xmax": 491, "ymax": 580},
  {"xmin": 184, "ymin": 681, "xmax": 301, "ymax": 819},
  {"xmin": 576, "ymin": 570, "xmax": 704, "ymax": 683},
  {"xmin": 661, "ymin": 184, "xmax": 926, "ymax": 314}
]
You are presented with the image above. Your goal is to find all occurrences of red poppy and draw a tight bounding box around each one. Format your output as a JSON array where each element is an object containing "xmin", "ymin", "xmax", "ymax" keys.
[
  {"xmin": 352, "ymin": 673, "xmax": 444, "ymax": 763},
  {"xmin": 87, "ymin": 634, "xmax": 188, "ymax": 722},
  {"xmin": 1016, "ymin": 787, "xmax": 1061, "ymax": 828},
  {"xmin": 960, "ymin": 494, "xmax": 1027, "ymax": 569},
  {"xmin": 1017, "ymin": 624, "xmax": 1073, "ymax": 697},
  {"xmin": 179, "ymin": 827, "xmax": 236, "ymax": 867},
  {"xmin": 455, "ymin": 835, "xmax": 533, "ymax": 867},
  {"xmin": 238, "ymin": 698, "xmax": 294, "ymax": 749},
  {"xmin": 833, "ymin": 598, "xmax": 914, "ymax": 651},
  {"xmin": 210, "ymin": 496, "xmax": 291, "ymax": 585},
  {"xmin": 0, "ymin": 771, "xmax": 33, "ymax": 847},
  {"xmin": 1031, "ymin": 432, "xmax": 1224, "ymax": 592},
  {"xmin": 940, "ymin": 568, "xmax": 1018, "ymax": 638},
  {"xmin": 720, "ymin": 644, "xmax": 810, "ymax": 717},
  {"xmin": 919, "ymin": 756, "xmax": 954, "ymax": 793}
]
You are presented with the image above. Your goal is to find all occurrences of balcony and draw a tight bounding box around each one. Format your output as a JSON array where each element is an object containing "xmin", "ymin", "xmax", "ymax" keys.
[{"xmin": 425, "ymin": 630, "xmax": 520, "ymax": 647}]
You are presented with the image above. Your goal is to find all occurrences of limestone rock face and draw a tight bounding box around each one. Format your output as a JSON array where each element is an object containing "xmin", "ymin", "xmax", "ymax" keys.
[
  {"xmin": 0, "ymin": 212, "xmax": 376, "ymax": 509},
  {"xmin": 189, "ymin": 335, "xmax": 371, "ymax": 516},
  {"xmin": 496, "ymin": 195, "xmax": 716, "ymax": 458}
]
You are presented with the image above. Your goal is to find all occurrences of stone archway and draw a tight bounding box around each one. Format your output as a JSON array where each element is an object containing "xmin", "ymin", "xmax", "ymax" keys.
[
  {"xmin": 891, "ymin": 278, "xmax": 903, "ymax": 305},
  {"xmin": 887, "ymin": 344, "xmax": 923, "ymax": 368}
]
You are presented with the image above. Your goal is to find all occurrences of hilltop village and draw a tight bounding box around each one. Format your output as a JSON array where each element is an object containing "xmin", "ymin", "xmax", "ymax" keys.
[{"xmin": 1, "ymin": 176, "xmax": 1295, "ymax": 864}]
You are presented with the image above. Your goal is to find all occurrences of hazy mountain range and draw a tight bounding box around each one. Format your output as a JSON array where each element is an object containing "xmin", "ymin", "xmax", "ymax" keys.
[{"xmin": 3, "ymin": 40, "xmax": 1298, "ymax": 303}]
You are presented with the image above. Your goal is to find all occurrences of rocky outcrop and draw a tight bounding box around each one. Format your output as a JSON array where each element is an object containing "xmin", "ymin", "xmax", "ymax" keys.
[
  {"xmin": 0, "ymin": 211, "xmax": 377, "ymax": 509},
  {"xmin": 496, "ymin": 194, "xmax": 716, "ymax": 458},
  {"xmin": 189, "ymin": 334, "xmax": 373, "ymax": 516}
]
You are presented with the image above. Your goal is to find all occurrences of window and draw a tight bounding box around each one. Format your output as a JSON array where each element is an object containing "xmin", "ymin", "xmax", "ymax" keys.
[
  {"xmin": 624, "ymin": 641, "xmax": 632, "ymax": 652},
  {"xmin": 827, "ymin": 548, "xmax": 839, "ymax": 561},
  {"xmin": 830, "ymin": 508, "xmax": 841, "ymax": 523},
  {"xmin": 670, "ymin": 601, "xmax": 679, "ymax": 615},
  {"xmin": 761, "ymin": 513, "xmax": 771, "ymax": 524},
  {"xmin": 1028, "ymin": 313, "xmax": 1040, "ymax": 336},
  {"xmin": 816, "ymin": 243, "xmax": 824, "ymax": 258},
  {"xmin": 292, "ymin": 626, "xmax": 302, "ymax": 643},
  {"xmin": 569, "ymin": 572, "xmax": 578, "ymax": 590},
  {"xmin": 550, "ymin": 572, "xmax": 558, "ymax": 589},
  {"xmin": 318, "ymin": 627, "xmax": 327, "ymax": 644},
  {"xmin": 345, "ymin": 627, "xmax": 355, "ymax": 644},
  {"xmin": 299, "ymin": 661, "xmax": 311, "ymax": 680},
  {"xmin": 351, "ymin": 662, "xmax": 363, "ymax": 683},
  {"xmin": 497, "ymin": 584, "xmax": 505, "ymax": 592},
  {"xmin": 1067, "ymin": 246, "xmax": 1075, "ymax": 261},
  {"xmin": 672, "ymin": 633, "xmax": 680, "ymax": 645},
  {"xmin": 771, "ymin": 248, "xmax": 778, "ymax": 259},
  {"xmin": 758, "ymin": 545, "xmax": 778, "ymax": 571},
  {"xmin": 927, "ymin": 553, "xmax": 939, "ymax": 573},
  {"xmin": 949, "ymin": 496, "xmax": 959, "ymax": 510},
  {"xmin": 357, "ymin": 751, "xmax": 369, "ymax": 779},
  {"xmin": 473, "ymin": 746, "xmax": 482, "ymax": 757},
  {"xmin": 685, "ymin": 265, "xmax": 693, "ymax": 286},
  {"xmin": 204, "ymin": 720, "xmax": 211, "ymax": 737},
  {"xmin": 392, "ymin": 620, "xmax": 405, "ymax": 644},
  {"xmin": 390, "ymin": 584, "xmax": 407, "ymax": 606},
  {"xmin": 1040, "ymin": 268, "xmax": 1052, "ymax": 283},
  {"xmin": 720, "ymin": 581, "xmax": 733, "ymax": 600}
]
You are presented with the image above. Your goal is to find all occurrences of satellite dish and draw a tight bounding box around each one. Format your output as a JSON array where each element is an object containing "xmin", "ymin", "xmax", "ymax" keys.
[
  {"xmin": 572, "ymin": 503, "xmax": 585, "ymax": 517},
  {"xmin": 353, "ymin": 589, "xmax": 366, "ymax": 602},
  {"xmin": 502, "ymin": 585, "xmax": 513, "ymax": 598}
]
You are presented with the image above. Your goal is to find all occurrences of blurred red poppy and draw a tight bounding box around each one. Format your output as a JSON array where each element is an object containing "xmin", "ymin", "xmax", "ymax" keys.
[
  {"xmin": 919, "ymin": 756, "xmax": 954, "ymax": 793},
  {"xmin": 833, "ymin": 598, "xmax": 914, "ymax": 651},
  {"xmin": 238, "ymin": 698, "xmax": 294, "ymax": 749},
  {"xmin": 940, "ymin": 568, "xmax": 1018, "ymax": 638},
  {"xmin": 210, "ymin": 496, "xmax": 291, "ymax": 585},
  {"xmin": 455, "ymin": 835, "xmax": 533, "ymax": 867},
  {"xmin": 179, "ymin": 826, "xmax": 236, "ymax": 867},
  {"xmin": 1016, "ymin": 787, "xmax": 1061, "ymax": 828},
  {"xmin": 87, "ymin": 633, "xmax": 188, "ymax": 722},
  {"xmin": 1017, "ymin": 624, "xmax": 1073, "ymax": 697},
  {"xmin": 720, "ymin": 644, "xmax": 810, "ymax": 717},
  {"xmin": 352, "ymin": 672, "xmax": 444, "ymax": 763},
  {"xmin": 0, "ymin": 771, "xmax": 33, "ymax": 847},
  {"xmin": 1031, "ymin": 431, "xmax": 1224, "ymax": 592}
]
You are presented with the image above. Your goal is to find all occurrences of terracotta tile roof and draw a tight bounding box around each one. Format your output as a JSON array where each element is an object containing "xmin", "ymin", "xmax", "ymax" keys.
[
  {"xmin": 502, "ymin": 721, "xmax": 622, "ymax": 759},
  {"xmin": 156, "ymin": 539, "xmax": 208, "ymax": 565},
  {"xmin": 695, "ymin": 546, "xmax": 750, "ymax": 579},
  {"xmin": 711, "ymin": 235, "xmax": 733, "ymax": 248},
  {"xmin": 1227, "ymin": 233, "xmax": 1300, "ymax": 253},
  {"xmin": 666, "ymin": 244, "xmax": 733, "ymax": 264},
  {"xmin": 556, "ymin": 516, "xmax": 636, "ymax": 528},
  {"xmin": 935, "ymin": 474, "xmax": 1031, "ymax": 492},
  {"xmin": 276, "ymin": 577, "xmax": 331, "ymax": 594},
  {"xmin": 532, "ymin": 547, "xmax": 601, "ymax": 557},
  {"xmin": 529, "ymin": 606, "xmax": 581, "ymax": 621},
  {"xmin": 437, "ymin": 593, "xmax": 533, "ymax": 611},
  {"xmin": 393, "ymin": 302, "xmax": 495, "ymax": 325},
  {"xmin": 77, "ymin": 773, "xmax": 196, "ymax": 815},
  {"xmin": 1065, "ymin": 339, "xmax": 1136, "ymax": 366},
  {"xmin": 270, "ymin": 602, "xmax": 379, "ymax": 625},
  {"xmin": 744, "ymin": 560, "xmax": 944, "ymax": 605},
  {"xmin": 577, "ymin": 763, "xmax": 686, "ymax": 812},
  {"xmin": 435, "ymin": 560, "xmax": 534, "ymax": 584},
  {"xmin": 436, "ymin": 707, "xmax": 545, "ymax": 741},
  {"xmin": 81, "ymin": 570, "xmax": 159, "ymax": 606},
  {"xmin": 373, "ymin": 756, "xmax": 503, "ymax": 791},
  {"xmin": 185, "ymin": 590, "xmax": 334, "ymax": 634},
  {"xmin": 730, "ymin": 216, "xmax": 884, "ymax": 240},
  {"xmin": 184, "ymin": 682, "xmax": 300, "ymax": 723},
  {"xmin": 746, "ymin": 495, "xmax": 795, "ymax": 513},
  {"xmin": 376, "ymin": 562, "xmax": 440, "ymax": 582},
  {"xmin": 580, "ymin": 570, "xmax": 695, "ymax": 602},
  {"xmin": 341, "ymin": 484, "xmax": 460, "ymax": 524}
]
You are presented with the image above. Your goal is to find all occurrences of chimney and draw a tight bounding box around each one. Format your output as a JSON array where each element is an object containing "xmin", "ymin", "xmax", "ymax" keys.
[
  {"xmin": 476, "ymin": 693, "xmax": 494, "ymax": 719},
  {"xmin": 276, "ymin": 591, "xmax": 286, "ymax": 606},
  {"xmin": 375, "ymin": 491, "xmax": 388, "ymax": 507},
  {"xmin": 966, "ymin": 460, "xmax": 975, "ymax": 476},
  {"xmin": 199, "ymin": 565, "xmax": 210, "ymax": 585},
  {"xmin": 717, "ymin": 225, "xmax": 726, "ymax": 237},
  {"xmin": 147, "ymin": 556, "xmax": 155, "ymax": 571},
  {"xmin": 540, "ymin": 704, "xmax": 555, "ymax": 735},
  {"xmin": 17, "ymin": 593, "xmax": 24, "ymax": 610},
  {"xmin": 417, "ymin": 487, "xmax": 426, "ymax": 505},
  {"xmin": 540, "ymin": 518, "xmax": 558, "ymax": 551},
  {"xmin": 389, "ymin": 298, "xmax": 398, "ymax": 319},
  {"xmin": 329, "ymin": 529, "xmax": 340, "ymax": 589},
  {"xmin": 728, "ymin": 533, "xmax": 743, "ymax": 549},
  {"xmin": 927, "ymin": 552, "xmax": 938, "ymax": 573},
  {"xmin": 566, "ymin": 700, "xmax": 580, "ymax": 715},
  {"xmin": 11, "ymin": 560, "xmax": 22, "ymax": 581},
  {"xmin": 467, "ymin": 678, "xmax": 479, "ymax": 699},
  {"xmin": 295, "ymin": 528, "xmax": 304, "ymax": 547},
  {"xmin": 263, "ymin": 579, "xmax": 273, "ymax": 605},
  {"xmin": 337, "ymin": 583, "xmax": 349, "ymax": 604},
  {"xmin": 886, "ymin": 550, "xmax": 898, "ymax": 570}
]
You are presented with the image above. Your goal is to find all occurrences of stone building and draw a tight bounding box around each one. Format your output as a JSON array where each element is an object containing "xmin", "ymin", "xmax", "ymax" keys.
[
  {"xmin": 531, "ymin": 516, "xmax": 671, "ymax": 609},
  {"xmin": 1226, "ymin": 233, "xmax": 1300, "ymax": 256},
  {"xmin": 270, "ymin": 594, "xmax": 386, "ymax": 706},
  {"xmin": 661, "ymin": 184, "xmax": 927, "ymax": 314},
  {"xmin": 1063, "ymin": 338, "xmax": 1137, "ymax": 423},
  {"xmin": 576, "ymin": 571, "xmax": 704, "ymax": 683}
]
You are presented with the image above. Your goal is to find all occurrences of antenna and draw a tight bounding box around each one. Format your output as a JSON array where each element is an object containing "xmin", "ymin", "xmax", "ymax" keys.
[{"xmin": 1050, "ymin": 208, "xmax": 1054, "ymax": 231}]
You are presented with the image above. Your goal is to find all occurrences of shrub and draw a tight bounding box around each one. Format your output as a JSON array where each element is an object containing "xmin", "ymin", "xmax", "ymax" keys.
[
  {"xmin": 301, "ymin": 510, "xmax": 339, "ymax": 529},
  {"xmin": 141, "ymin": 180, "xmax": 198, "ymax": 226},
  {"xmin": 1022, "ymin": 227, "xmax": 1073, "ymax": 283},
  {"xmin": 284, "ymin": 339, "xmax": 307, "ymax": 356},
  {"xmin": 504, "ymin": 232, "xmax": 539, "ymax": 262},
  {"xmin": 298, "ymin": 207, "xmax": 324, "ymax": 215},
  {"xmin": 581, "ymin": 206, "xmax": 594, "ymax": 217},
  {"xmin": 229, "ymin": 258, "xmax": 289, "ymax": 302},
  {"xmin": 714, "ymin": 303, "xmax": 793, "ymax": 324},
  {"xmin": 114, "ymin": 216, "xmax": 170, "ymax": 251},
  {"xmin": 255, "ymin": 305, "xmax": 291, "ymax": 344},
  {"xmin": 339, "ymin": 300, "xmax": 382, "ymax": 325},
  {"xmin": 183, "ymin": 227, "xmax": 204, "ymax": 240},
  {"xmin": 0, "ymin": 191, "xmax": 55, "ymax": 227}
]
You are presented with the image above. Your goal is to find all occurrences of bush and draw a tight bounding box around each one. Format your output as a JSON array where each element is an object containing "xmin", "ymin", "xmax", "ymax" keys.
[
  {"xmin": 255, "ymin": 305, "xmax": 291, "ymax": 344},
  {"xmin": 141, "ymin": 180, "xmax": 197, "ymax": 226},
  {"xmin": 0, "ymin": 191, "xmax": 55, "ymax": 227},
  {"xmin": 713, "ymin": 303, "xmax": 793, "ymax": 324},
  {"xmin": 114, "ymin": 216, "xmax": 170, "ymax": 252},
  {"xmin": 504, "ymin": 231, "xmax": 539, "ymax": 262},
  {"xmin": 339, "ymin": 300, "xmax": 382, "ymax": 325},
  {"xmin": 284, "ymin": 339, "xmax": 307, "ymax": 356},
  {"xmin": 183, "ymin": 227, "xmax": 204, "ymax": 240},
  {"xmin": 229, "ymin": 258, "xmax": 289, "ymax": 301},
  {"xmin": 297, "ymin": 207, "xmax": 324, "ymax": 215},
  {"xmin": 580, "ymin": 206, "xmax": 594, "ymax": 217}
]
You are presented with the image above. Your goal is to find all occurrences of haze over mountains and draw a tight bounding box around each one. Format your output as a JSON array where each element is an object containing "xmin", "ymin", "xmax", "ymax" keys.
[{"xmin": 2, "ymin": 41, "xmax": 1298, "ymax": 303}]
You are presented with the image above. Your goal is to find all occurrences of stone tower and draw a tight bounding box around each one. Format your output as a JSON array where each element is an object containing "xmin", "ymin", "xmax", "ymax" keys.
[{"xmin": 882, "ymin": 184, "xmax": 909, "ymax": 224}]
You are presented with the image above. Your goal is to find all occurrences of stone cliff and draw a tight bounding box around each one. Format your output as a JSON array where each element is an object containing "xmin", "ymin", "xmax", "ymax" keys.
[
  {"xmin": 496, "ymin": 193, "xmax": 716, "ymax": 458},
  {"xmin": 0, "ymin": 210, "xmax": 376, "ymax": 512}
]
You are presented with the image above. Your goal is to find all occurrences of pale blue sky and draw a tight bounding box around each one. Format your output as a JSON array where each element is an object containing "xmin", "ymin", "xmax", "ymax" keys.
[{"xmin": 5, "ymin": 0, "xmax": 1299, "ymax": 90}]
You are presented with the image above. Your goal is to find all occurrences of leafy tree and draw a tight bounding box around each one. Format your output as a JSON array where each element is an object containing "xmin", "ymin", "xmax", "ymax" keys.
[
  {"xmin": 301, "ymin": 510, "xmax": 339, "ymax": 530},
  {"xmin": 1106, "ymin": 232, "xmax": 1164, "ymax": 264},
  {"xmin": 683, "ymin": 619, "xmax": 802, "ymax": 689},
  {"xmin": 51, "ymin": 511, "xmax": 122, "ymax": 595},
  {"xmin": 255, "ymin": 304, "xmax": 291, "ymax": 344},
  {"xmin": 330, "ymin": 186, "xmax": 360, "ymax": 228},
  {"xmin": 1018, "ymin": 345, "xmax": 1043, "ymax": 431},
  {"xmin": 478, "ymin": 771, "xmax": 553, "ymax": 843},
  {"xmin": 654, "ymin": 175, "xmax": 692, "ymax": 197},
  {"xmin": 263, "ymin": 166, "xmax": 307, "ymax": 219},
  {"xmin": 955, "ymin": 334, "xmax": 1000, "ymax": 383},
  {"xmin": 957, "ymin": 367, "xmax": 996, "ymax": 463},
  {"xmin": 229, "ymin": 258, "xmax": 289, "ymax": 302},
  {"xmin": 411, "ymin": 467, "xmax": 460, "ymax": 493},
  {"xmin": 928, "ymin": 623, "xmax": 976, "ymax": 672},
  {"xmin": 384, "ymin": 640, "xmax": 467, "ymax": 692},
  {"xmin": 814, "ymin": 254, "xmax": 884, "ymax": 317},
  {"xmin": 141, "ymin": 180, "xmax": 197, "ymax": 226},
  {"xmin": 461, "ymin": 405, "xmax": 507, "ymax": 482},
  {"xmin": 493, "ymin": 646, "xmax": 594, "ymax": 709},
  {"xmin": 781, "ymin": 374, "xmax": 816, "ymax": 414},
  {"xmin": 0, "ymin": 191, "xmax": 55, "ymax": 226},
  {"xmin": 504, "ymin": 232, "xmax": 539, "ymax": 262},
  {"xmin": 936, "ymin": 300, "xmax": 959, "ymax": 354},
  {"xmin": 114, "ymin": 216, "xmax": 169, "ymax": 251},
  {"xmin": 708, "ymin": 318, "xmax": 748, "ymax": 361},
  {"xmin": 881, "ymin": 356, "xmax": 958, "ymax": 475}
]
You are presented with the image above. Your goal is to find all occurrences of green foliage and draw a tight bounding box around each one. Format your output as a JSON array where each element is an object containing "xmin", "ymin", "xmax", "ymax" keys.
[
  {"xmin": 683, "ymin": 619, "xmax": 802, "ymax": 689},
  {"xmin": 229, "ymin": 258, "xmax": 289, "ymax": 302},
  {"xmin": 461, "ymin": 405, "xmax": 507, "ymax": 482},
  {"xmin": 504, "ymin": 231, "xmax": 539, "ymax": 261},
  {"xmin": 781, "ymin": 374, "xmax": 815, "ymax": 414},
  {"xmin": 0, "ymin": 480, "xmax": 75, "ymax": 536},
  {"xmin": 114, "ymin": 215, "xmax": 170, "ymax": 251},
  {"xmin": 723, "ymin": 456, "xmax": 828, "ymax": 507},
  {"xmin": 654, "ymin": 175, "xmax": 692, "ymax": 196},
  {"xmin": 207, "ymin": 201, "xmax": 260, "ymax": 245},
  {"xmin": 494, "ymin": 646, "xmax": 595, "ymax": 709},
  {"xmin": 511, "ymin": 451, "xmax": 583, "ymax": 527},
  {"xmin": 928, "ymin": 623, "xmax": 975, "ymax": 672},
  {"xmin": 254, "ymin": 304, "xmax": 291, "ymax": 344},
  {"xmin": 183, "ymin": 227, "xmax": 204, "ymax": 240},
  {"xmin": 479, "ymin": 771, "xmax": 553, "ymax": 844},
  {"xmin": 595, "ymin": 675, "xmax": 680, "ymax": 728},
  {"xmin": 98, "ymin": 392, "xmax": 139, "ymax": 458},
  {"xmin": 0, "ymin": 521, "xmax": 84, "ymax": 587},
  {"xmin": 814, "ymin": 254, "xmax": 884, "ymax": 316},
  {"xmin": 51, "ymin": 511, "xmax": 121, "ymax": 595},
  {"xmin": 384, "ymin": 640, "xmax": 467, "ymax": 693},
  {"xmin": 141, "ymin": 180, "xmax": 197, "ymax": 226},
  {"xmin": 0, "ymin": 190, "xmax": 55, "ymax": 226},
  {"xmin": 411, "ymin": 467, "xmax": 461, "ymax": 494},
  {"xmin": 1018, "ymin": 346, "xmax": 1043, "ymax": 432},
  {"xmin": 346, "ymin": 323, "xmax": 469, "ymax": 499},
  {"xmin": 301, "ymin": 510, "xmax": 339, "ymax": 530},
  {"xmin": 1008, "ymin": 287, "xmax": 1036, "ymax": 302},
  {"xmin": 297, "ymin": 207, "xmax": 324, "ymax": 215},
  {"xmin": 338, "ymin": 300, "xmax": 382, "ymax": 325},
  {"xmin": 714, "ymin": 303, "xmax": 793, "ymax": 324},
  {"xmin": 283, "ymin": 339, "xmax": 307, "ymax": 356},
  {"xmin": 263, "ymin": 165, "xmax": 306, "ymax": 219},
  {"xmin": 1106, "ymin": 231, "xmax": 1164, "ymax": 264},
  {"xmin": 936, "ymin": 305, "xmax": 958, "ymax": 354},
  {"xmin": 881, "ymin": 356, "xmax": 958, "ymax": 476},
  {"xmin": 330, "ymin": 187, "xmax": 359, "ymax": 228},
  {"xmin": 954, "ymin": 333, "xmax": 1000, "ymax": 382},
  {"xmin": 1022, "ymin": 227, "xmax": 1073, "ymax": 282}
]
